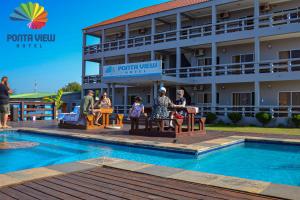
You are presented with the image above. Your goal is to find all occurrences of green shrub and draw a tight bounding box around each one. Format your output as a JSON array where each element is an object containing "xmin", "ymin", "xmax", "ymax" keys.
[
  {"xmin": 255, "ymin": 112, "xmax": 272, "ymax": 126},
  {"xmin": 292, "ymin": 114, "xmax": 300, "ymax": 128},
  {"xmin": 206, "ymin": 112, "xmax": 217, "ymax": 124},
  {"xmin": 228, "ymin": 112, "xmax": 243, "ymax": 124}
]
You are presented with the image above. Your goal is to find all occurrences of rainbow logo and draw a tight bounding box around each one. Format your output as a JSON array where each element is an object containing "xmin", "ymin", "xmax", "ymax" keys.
[{"xmin": 10, "ymin": 2, "xmax": 48, "ymax": 30}]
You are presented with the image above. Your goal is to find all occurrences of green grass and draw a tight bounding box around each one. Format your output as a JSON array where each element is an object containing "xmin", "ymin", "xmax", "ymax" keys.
[{"xmin": 206, "ymin": 124, "xmax": 300, "ymax": 136}]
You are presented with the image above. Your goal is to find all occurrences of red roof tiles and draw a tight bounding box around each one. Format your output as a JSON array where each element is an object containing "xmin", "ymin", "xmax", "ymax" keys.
[{"xmin": 84, "ymin": 0, "xmax": 209, "ymax": 30}]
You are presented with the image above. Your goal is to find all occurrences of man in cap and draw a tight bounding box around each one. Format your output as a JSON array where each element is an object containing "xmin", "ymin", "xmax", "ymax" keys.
[{"xmin": 80, "ymin": 90, "xmax": 95, "ymax": 118}]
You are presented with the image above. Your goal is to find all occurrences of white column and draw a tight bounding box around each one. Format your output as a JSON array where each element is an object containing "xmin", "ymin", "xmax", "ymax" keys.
[
  {"xmin": 211, "ymin": 42, "xmax": 217, "ymax": 76},
  {"xmin": 255, "ymin": 81, "xmax": 260, "ymax": 112},
  {"xmin": 211, "ymin": 42, "xmax": 217, "ymax": 112},
  {"xmin": 211, "ymin": 83, "xmax": 217, "ymax": 112},
  {"xmin": 211, "ymin": 5, "xmax": 217, "ymax": 35},
  {"xmin": 255, "ymin": 36, "xmax": 260, "ymax": 74},
  {"xmin": 151, "ymin": 18, "xmax": 156, "ymax": 44},
  {"xmin": 100, "ymin": 87, "xmax": 104, "ymax": 95},
  {"xmin": 176, "ymin": 47, "xmax": 181, "ymax": 78},
  {"xmin": 111, "ymin": 83, "xmax": 116, "ymax": 105},
  {"xmin": 150, "ymin": 86, "xmax": 154, "ymax": 105},
  {"xmin": 176, "ymin": 12, "xmax": 181, "ymax": 40},
  {"xmin": 125, "ymin": 54, "xmax": 129, "ymax": 64},
  {"xmin": 100, "ymin": 57, "xmax": 105, "ymax": 76},
  {"xmin": 153, "ymin": 82, "xmax": 158, "ymax": 100},
  {"xmin": 101, "ymin": 29, "xmax": 105, "ymax": 45},
  {"xmin": 81, "ymin": 33, "xmax": 86, "ymax": 99},
  {"xmin": 124, "ymin": 86, "xmax": 128, "ymax": 114},
  {"xmin": 151, "ymin": 50, "xmax": 155, "ymax": 60},
  {"xmin": 107, "ymin": 83, "xmax": 111, "ymax": 96},
  {"xmin": 125, "ymin": 24, "xmax": 129, "ymax": 48},
  {"xmin": 254, "ymin": 0, "xmax": 260, "ymax": 30}
]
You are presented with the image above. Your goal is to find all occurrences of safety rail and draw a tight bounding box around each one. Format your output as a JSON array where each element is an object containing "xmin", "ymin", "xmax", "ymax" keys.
[
  {"xmin": 215, "ymin": 62, "xmax": 255, "ymax": 76},
  {"xmin": 83, "ymin": 75, "xmax": 101, "ymax": 84},
  {"xmin": 259, "ymin": 58, "xmax": 300, "ymax": 73},
  {"xmin": 180, "ymin": 24, "xmax": 212, "ymax": 40},
  {"xmin": 161, "ymin": 59, "xmax": 300, "ymax": 78},
  {"xmin": 154, "ymin": 30, "xmax": 177, "ymax": 44},
  {"xmin": 128, "ymin": 35, "xmax": 152, "ymax": 48},
  {"xmin": 9, "ymin": 101, "xmax": 56, "ymax": 121},
  {"xmin": 113, "ymin": 105, "xmax": 132, "ymax": 115},
  {"xmin": 111, "ymin": 104, "xmax": 300, "ymax": 118},
  {"xmin": 216, "ymin": 16, "xmax": 255, "ymax": 34},
  {"xmin": 259, "ymin": 8, "xmax": 300, "ymax": 28},
  {"xmin": 195, "ymin": 105, "xmax": 300, "ymax": 118}
]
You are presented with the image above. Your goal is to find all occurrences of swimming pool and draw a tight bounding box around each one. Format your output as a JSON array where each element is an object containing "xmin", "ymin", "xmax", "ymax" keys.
[{"xmin": 1, "ymin": 131, "xmax": 300, "ymax": 186}]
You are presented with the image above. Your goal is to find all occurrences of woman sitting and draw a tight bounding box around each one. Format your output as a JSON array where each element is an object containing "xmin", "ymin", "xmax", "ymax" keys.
[
  {"xmin": 129, "ymin": 96, "xmax": 144, "ymax": 132},
  {"xmin": 94, "ymin": 92, "xmax": 112, "ymax": 125},
  {"xmin": 151, "ymin": 87, "xmax": 174, "ymax": 130}
]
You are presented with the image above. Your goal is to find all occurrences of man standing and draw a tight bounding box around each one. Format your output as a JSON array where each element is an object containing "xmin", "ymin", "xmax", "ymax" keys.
[
  {"xmin": 78, "ymin": 90, "xmax": 94, "ymax": 125},
  {"xmin": 0, "ymin": 77, "xmax": 13, "ymax": 129}
]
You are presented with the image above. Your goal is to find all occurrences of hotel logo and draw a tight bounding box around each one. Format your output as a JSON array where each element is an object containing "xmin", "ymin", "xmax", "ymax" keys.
[{"xmin": 10, "ymin": 2, "xmax": 48, "ymax": 30}]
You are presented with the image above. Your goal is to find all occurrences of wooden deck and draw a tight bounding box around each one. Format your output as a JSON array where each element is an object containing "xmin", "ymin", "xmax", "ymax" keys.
[{"xmin": 0, "ymin": 167, "xmax": 282, "ymax": 200}]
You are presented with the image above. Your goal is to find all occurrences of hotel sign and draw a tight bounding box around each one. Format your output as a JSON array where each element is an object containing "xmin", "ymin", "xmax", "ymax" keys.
[{"xmin": 103, "ymin": 60, "xmax": 162, "ymax": 78}]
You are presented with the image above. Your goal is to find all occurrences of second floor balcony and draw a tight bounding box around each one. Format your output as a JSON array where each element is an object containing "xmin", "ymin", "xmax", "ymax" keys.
[
  {"xmin": 84, "ymin": 6, "xmax": 300, "ymax": 56},
  {"xmin": 83, "ymin": 58, "xmax": 300, "ymax": 85}
]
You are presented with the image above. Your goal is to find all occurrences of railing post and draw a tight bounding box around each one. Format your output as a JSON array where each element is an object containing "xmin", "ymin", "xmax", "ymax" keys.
[
  {"xmin": 288, "ymin": 60, "xmax": 292, "ymax": 72},
  {"xmin": 20, "ymin": 101, "xmax": 24, "ymax": 121},
  {"xmin": 53, "ymin": 102, "xmax": 57, "ymax": 120},
  {"xmin": 242, "ymin": 107, "xmax": 245, "ymax": 117},
  {"xmin": 288, "ymin": 106, "xmax": 292, "ymax": 118},
  {"xmin": 176, "ymin": 12, "xmax": 181, "ymax": 41}
]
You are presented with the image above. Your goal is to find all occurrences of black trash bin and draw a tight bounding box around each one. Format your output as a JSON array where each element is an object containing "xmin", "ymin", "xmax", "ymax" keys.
[{"xmin": 10, "ymin": 105, "xmax": 19, "ymax": 122}]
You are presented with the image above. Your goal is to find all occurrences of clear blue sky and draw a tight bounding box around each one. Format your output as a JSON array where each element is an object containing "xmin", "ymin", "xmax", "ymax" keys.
[{"xmin": 0, "ymin": 0, "xmax": 168, "ymax": 94}]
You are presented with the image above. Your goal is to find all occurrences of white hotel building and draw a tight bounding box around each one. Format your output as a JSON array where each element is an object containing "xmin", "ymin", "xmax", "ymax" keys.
[{"xmin": 82, "ymin": 0, "xmax": 300, "ymax": 125}]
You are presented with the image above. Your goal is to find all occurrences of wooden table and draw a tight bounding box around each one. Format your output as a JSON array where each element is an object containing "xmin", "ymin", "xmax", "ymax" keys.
[{"xmin": 99, "ymin": 107, "xmax": 113, "ymax": 127}]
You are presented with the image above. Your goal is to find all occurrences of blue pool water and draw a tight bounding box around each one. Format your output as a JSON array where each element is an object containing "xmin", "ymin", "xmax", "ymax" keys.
[{"xmin": 1, "ymin": 131, "xmax": 300, "ymax": 186}]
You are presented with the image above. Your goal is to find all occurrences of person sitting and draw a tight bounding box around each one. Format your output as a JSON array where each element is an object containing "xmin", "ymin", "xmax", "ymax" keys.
[
  {"xmin": 93, "ymin": 92, "xmax": 111, "ymax": 125},
  {"xmin": 151, "ymin": 87, "xmax": 174, "ymax": 130},
  {"xmin": 170, "ymin": 89, "xmax": 187, "ymax": 127},
  {"xmin": 78, "ymin": 90, "xmax": 94, "ymax": 125},
  {"xmin": 129, "ymin": 96, "xmax": 144, "ymax": 132}
]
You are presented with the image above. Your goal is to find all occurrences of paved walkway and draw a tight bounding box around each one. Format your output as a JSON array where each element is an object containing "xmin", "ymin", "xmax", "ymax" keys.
[
  {"xmin": 0, "ymin": 167, "xmax": 282, "ymax": 200},
  {"xmin": 8, "ymin": 120, "xmax": 300, "ymax": 144}
]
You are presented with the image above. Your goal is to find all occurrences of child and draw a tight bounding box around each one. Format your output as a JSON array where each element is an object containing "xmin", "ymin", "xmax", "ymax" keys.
[{"xmin": 129, "ymin": 97, "xmax": 144, "ymax": 132}]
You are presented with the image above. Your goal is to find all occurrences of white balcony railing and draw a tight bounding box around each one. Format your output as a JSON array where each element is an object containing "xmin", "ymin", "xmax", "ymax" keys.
[
  {"xmin": 216, "ymin": 16, "xmax": 255, "ymax": 34},
  {"xmin": 259, "ymin": 8, "xmax": 300, "ymax": 28},
  {"xmin": 162, "ymin": 58, "xmax": 300, "ymax": 78},
  {"xmin": 84, "ymin": 8, "xmax": 300, "ymax": 55},
  {"xmin": 111, "ymin": 104, "xmax": 300, "ymax": 118},
  {"xmin": 83, "ymin": 75, "xmax": 101, "ymax": 84}
]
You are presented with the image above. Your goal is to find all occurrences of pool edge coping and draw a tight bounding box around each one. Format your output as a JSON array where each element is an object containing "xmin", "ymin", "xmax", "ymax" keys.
[{"xmin": 1, "ymin": 128, "xmax": 300, "ymax": 199}]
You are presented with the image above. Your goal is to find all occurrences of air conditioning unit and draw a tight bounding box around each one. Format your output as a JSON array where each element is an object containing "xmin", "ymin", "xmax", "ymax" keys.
[
  {"xmin": 260, "ymin": 4, "xmax": 272, "ymax": 12},
  {"xmin": 219, "ymin": 12, "xmax": 230, "ymax": 19},
  {"xmin": 194, "ymin": 49, "xmax": 205, "ymax": 57},
  {"xmin": 193, "ymin": 85, "xmax": 204, "ymax": 91}
]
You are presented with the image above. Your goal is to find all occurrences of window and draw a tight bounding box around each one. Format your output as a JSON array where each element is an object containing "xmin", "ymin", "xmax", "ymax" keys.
[
  {"xmin": 232, "ymin": 93, "xmax": 253, "ymax": 106},
  {"xmin": 279, "ymin": 92, "xmax": 300, "ymax": 106},
  {"xmin": 194, "ymin": 93, "xmax": 219, "ymax": 104},
  {"xmin": 279, "ymin": 49, "xmax": 300, "ymax": 59},
  {"xmin": 232, "ymin": 54, "xmax": 254, "ymax": 63},
  {"xmin": 197, "ymin": 57, "xmax": 220, "ymax": 66}
]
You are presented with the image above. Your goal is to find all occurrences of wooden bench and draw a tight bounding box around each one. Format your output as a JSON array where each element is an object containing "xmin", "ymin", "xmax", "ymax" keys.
[
  {"xmin": 129, "ymin": 106, "xmax": 206, "ymax": 137},
  {"xmin": 59, "ymin": 108, "xmax": 124, "ymax": 130}
]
